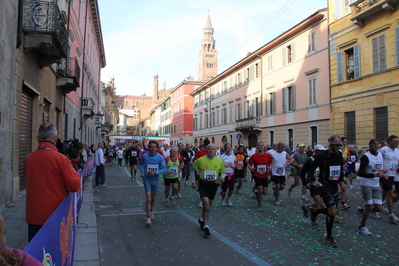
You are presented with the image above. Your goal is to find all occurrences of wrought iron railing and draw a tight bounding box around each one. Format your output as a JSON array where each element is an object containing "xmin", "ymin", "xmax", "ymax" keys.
[
  {"xmin": 23, "ymin": 0, "xmax": 68, "ymax": 56},
  {"xmin": 236, "ymin": 117, "xmax": 262, "ymax": 129},
  {"xmin": 355, "ymin": 0, "xmax": 383, "ymax": 13},
  {"xmin": 82, "ymin": 97, "xmax": 95, "ymax": 110},
  {"xmin": 59, "ymin": 57, "xmax": 81, "ymax": 82}
]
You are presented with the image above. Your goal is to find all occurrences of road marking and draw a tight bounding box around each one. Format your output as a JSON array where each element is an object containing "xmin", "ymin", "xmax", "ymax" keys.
[{"xmin": 99, "ymin": 209, "xmax": 271, "ymax": 266}]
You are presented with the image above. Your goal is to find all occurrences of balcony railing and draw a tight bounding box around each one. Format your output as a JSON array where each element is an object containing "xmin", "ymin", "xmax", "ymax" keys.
[
  {"xmin": 351, "ymin": 0, "xmax": 398, "ymax": 26},
  {"xmin": 235, "ymin": 117, "xmax": 262, "ymax": 131},
  {"xmin": 23, "ymin": 0, "xmax": 68, "ymax": 65},
  {"xmin": 82, "ymin": 97, "xmax": 95, "ymax": 117},
  {"xmin": 56, "ymin": 57, "xmax": 81, "ymax": 93}
]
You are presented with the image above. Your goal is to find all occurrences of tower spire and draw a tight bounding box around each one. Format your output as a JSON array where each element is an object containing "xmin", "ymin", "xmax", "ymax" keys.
[{"xmin": 198, "ymin": 12, "xmax": 218, "ymax": 81}]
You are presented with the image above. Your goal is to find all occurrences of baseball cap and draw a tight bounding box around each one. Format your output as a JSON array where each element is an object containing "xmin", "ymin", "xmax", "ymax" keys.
[
  {"xmin": 314, "ymin": 144, "xmax": 325, "ymax": 151},
  {"xmin": 298, "ymin": 143, "xmax": 306, "ymax": 147}
]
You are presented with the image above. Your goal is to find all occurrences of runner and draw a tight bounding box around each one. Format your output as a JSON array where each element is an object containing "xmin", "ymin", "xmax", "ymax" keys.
[
  {"xmin": 128, "ymin": 142, "xmax": 140, "ymax": 180},
  {"xmin": 288, "ymin": 143, "xmax": 310, "ymax": 203},
  {"xmin": 247, "ymin": 141, "xmax": 273, "ymax": 212},
  {"xmin": 378, "ymin": 135, "xmax": 399, "ymax": 224},
  {"xmin": 116, "ymin": 147, "xmax": 124, "ymax": 168},
  {"xmin": 220, "ymin": 143, "xmax": 237, "ymax": 206},
  {"xmin": 193, "ymin": 144, "xmax": 225, "ymax": 237},
  {"xmin": 138, "ymin": 141, "xmax": 167, "ymax": 226},
  {"xmin": 357, "ymin": 139, "xmax": 387, "ymax": 235},
  {"xmin": 269, "ymin": 142, "xmax": 294, "ymax": 206},
  {"xmin": 234, "ymin": 145, "xmax": 247, "ymax": 194},
  {"xmin": 307, "ymin": 135, "xmax": 345, "ymax": 248},
  {"xmin": 163, "ymin": 147, "xmax": 184, "ymax": 206},
  {"xmin": 339, "ymin": 137, "xmax": 350, "ymax": 211}
]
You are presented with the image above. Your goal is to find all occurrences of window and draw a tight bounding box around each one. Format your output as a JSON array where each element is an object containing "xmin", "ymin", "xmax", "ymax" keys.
[
  {"xmin": 222, "ymin": 108, "xmax": 227, "ymax": 124},
  {"xmin": 255, "ymin": 63, "xmax": 259, "ymax": 78},
  {"xmin": 205, "ymin": 114, "xmax": 208, "ymax": 128},
  {"xmin": 206, "ymin": 63, "xmax": 213, "ymax": 68},
  {"xmin": 267, "ymin": 55, "xmax": 273, "ymax": 72},
  {"xmin": 283, "ymin": 43, "xmax": 295, "ymax": 65},
  {"xmin": 372, "ymin": 34, "xmax": 386, "ymax": 72},
  {"xmin": 244, "ymin": 100, "xmax": 249, "ymax": 118},
  {"xmin": 342, "ymin": 44, "xmax": 360, "ymax": 80},
  {"xmin": 211, "ymin": 112, "xmax": 215, "ymax": 126},
  {"xmin": 287, "ymin": 129, "xmax": 294, "ymax": 150},
  {"xmin": 236, "ymin": 103, "xmax": 242, "ymax": 120},
  {"xmin": 282, "ymin": 85, "xmax": 295, "ymax": 112},
  {"xmin": 246, "ymin": 68, "xmax": 250, "ymax": 82},
  {"xmin": 267, "ymin": 92, "xmax": 276, "ymax": 115},
  {"xmin": 308, "ymin": 30, "xmax": 316, "ymax": 53},
  {"xmin": 199, "ymin": 115, "xmax": 203, "ymax": 130},
  {"xmin": 396, "ymin": 27, "xmax": 399, "ymax": 66},
  {"xmin": 126, "ymin": 101, "xmax": 128, "ymax": 106},
  {"xmin": 237, "ymin": 73, "xmax": 241, "ymax": 86},
  {"xmin": 229, "ymin": 105, "xmax": 233, "ymax": 123},
  {"xmin": 310, "ymin": 126, "xmax": 318, "ymax": 147},
  {"xmin": 345, "ymin": 111, "xmax": 356, "ymax": 144},
  {"xmin": 308, "ymin": 76, "xmax": 317, "ymax": 106},
  {"xmin": 269, "ymin": 131, "xmax": 274, "ymax": 145},
  {"xmin": 216, "ymin": 109, "xmax": 220, "ymax": 126},
  {"xmin": 375, "ymin": 107, "xmax": 388, "ymax": 142},
  {"xmin": 334, "ymin": 0, "xmax": 356, "ymax": 20}
]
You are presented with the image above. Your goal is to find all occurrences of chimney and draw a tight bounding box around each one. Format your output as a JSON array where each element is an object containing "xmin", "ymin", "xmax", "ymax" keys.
[{"xmin": 153, "ymin": 75, "xmax": 159, "ymax": 104}]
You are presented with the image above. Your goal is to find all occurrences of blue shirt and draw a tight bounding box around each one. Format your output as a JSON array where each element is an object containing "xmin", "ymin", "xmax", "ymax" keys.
[{"xmin": 139, "ymin": 152, "xmax": 167, "ymax": 178}]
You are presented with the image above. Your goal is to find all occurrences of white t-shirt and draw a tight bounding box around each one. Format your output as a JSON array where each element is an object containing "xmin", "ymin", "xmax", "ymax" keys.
[
  {"xmin": 220, "ymin": 153, "xmax": 236, "ymax": 174},
  {"xmin": 117, "ymin": 149, "xmax": 124, "ymax": 159},
  {"xmin": 379, "ymin": 146, "xmax": 399, "ymax": 181},
  {"xmin": 360, "ymin": 151, "xmax": 383, "ymax": 187},
  {"xmin": 269, "ymin": 150, "xmax": 286, "ymax": 176}
]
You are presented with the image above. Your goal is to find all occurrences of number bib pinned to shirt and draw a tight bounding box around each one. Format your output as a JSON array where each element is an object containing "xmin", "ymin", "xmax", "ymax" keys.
[
  {"xmin": 237, "ymin": 161, "xmax": 244, "ymax": 169},
  {"xmin": 389, "ymin": 161, "xmax": 398, "ymax": 176},
  {"xmin": 257, "ymin": 165, "xmax": 267, "ymax": 174},
  {"xmin": 169, "ymin": 166, "xmax": 178, "ymax": 175},
  {"xmin": 131, "ymin": 151, "xmax": 137, "ymax": 157},
  {"xmin": 372, "ymin": 162, "xmax": 383, "ymax": 172},
  {"xmin": 276, "ymin": 165, "xmax": 285, "ymax": 175},
  {"xmin": 329, "ymin": 165, "xmax": 340, "ymax": 180},
  {"xmin": 204, "ymin": 171, "xmax": 217, "ymax": 181},
  {"xmin": 147, "ymin": 164, "xmax": 158, "ymax": 173}
]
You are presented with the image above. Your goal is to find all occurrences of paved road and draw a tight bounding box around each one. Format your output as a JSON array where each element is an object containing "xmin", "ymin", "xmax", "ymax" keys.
[{"xmin": 93, "ymin": 163, "xmax": 399, "ymax": 266}]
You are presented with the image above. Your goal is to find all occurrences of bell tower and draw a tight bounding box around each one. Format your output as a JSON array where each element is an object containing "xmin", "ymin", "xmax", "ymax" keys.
[{"xmin": 198, "ymin": 12, "xmax": 218, "ymax": 81}]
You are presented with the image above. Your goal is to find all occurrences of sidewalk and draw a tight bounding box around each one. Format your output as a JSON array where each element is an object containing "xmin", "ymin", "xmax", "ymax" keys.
[{"xmin": 0, "ymin": 174, "xmax": 100, "ymax": 265}]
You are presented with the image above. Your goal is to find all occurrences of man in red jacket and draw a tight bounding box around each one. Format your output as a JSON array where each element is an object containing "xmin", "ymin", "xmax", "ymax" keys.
[{"xmin": 24, "ymin": 123, "xmax": 81, "ymax": 241}]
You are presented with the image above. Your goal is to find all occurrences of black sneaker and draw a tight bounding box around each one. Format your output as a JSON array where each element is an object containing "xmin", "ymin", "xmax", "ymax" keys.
[
  {"xmin": 301, "ymin": 205, "xmax": 309, "ymax": 218},
  {"xmin": 203, "ymin": 227, "xmax": 210, "ymax": 237},
  {"xmin": 198, "ymin": 218, "xmax": 204, "ymax": 230},
  {"xmin": 325, "ymin": 236, "xmax": 338, "ymax": 248}
]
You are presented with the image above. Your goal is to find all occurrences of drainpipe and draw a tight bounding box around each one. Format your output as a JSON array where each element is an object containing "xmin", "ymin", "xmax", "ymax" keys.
[{"xmin": 16, "ymin": 0, "xmax": 23, "ymax": 48}]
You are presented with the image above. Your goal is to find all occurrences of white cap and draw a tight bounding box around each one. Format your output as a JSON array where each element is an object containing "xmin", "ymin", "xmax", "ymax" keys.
[{"xmin": 314, "ymin": 144, "xmax": 326, "ymax": 151}]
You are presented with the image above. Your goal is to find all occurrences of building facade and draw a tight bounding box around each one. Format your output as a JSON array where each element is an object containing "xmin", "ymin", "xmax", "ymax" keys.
[
  {"xmin": 328, "ymin": 0, "xmax": 399, "ymax": 145},
  {"xmin": 192, "ymin": 9, "xmax": 331, "ymax": 149}
]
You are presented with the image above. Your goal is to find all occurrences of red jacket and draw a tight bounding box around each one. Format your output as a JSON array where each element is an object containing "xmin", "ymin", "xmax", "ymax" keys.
[{"xmin": 24, "ymin": 141, "xmax": 81, "ymax": 225}]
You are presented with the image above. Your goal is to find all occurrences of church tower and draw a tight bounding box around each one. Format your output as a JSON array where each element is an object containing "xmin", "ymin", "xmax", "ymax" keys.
[{"xmin": 198, "ymin": 13, "xmax": 218, "ymax": 81}]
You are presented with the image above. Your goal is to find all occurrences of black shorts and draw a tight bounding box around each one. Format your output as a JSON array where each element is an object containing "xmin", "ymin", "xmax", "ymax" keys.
[
  {"xmin": 309, "ymin": 185, "xmax": 320, "ymax": 197},
  {"xmin": 319, "ymin": 183, "xmax": 339, "ymax": 208},
  {"xmin": 164, "ymin": 178, "xmax": 179, "ymax": 186},
  {"xmin": 221, "ymin": 174, "xmax": 235, "ymax": 191},
  {"xmin": 234, "ymin": 169, "xmax": 245, "ymax": 178},
  {"xmin": 254, "ymin": 176, "xmax": 269, "ymax": 187},
  {"xmin": 272, "ymin": 175, "xmax": 286, "ymax": 185},
  {"xmin": 380, "ymin": 176, "xmax": 394, "ymax": 191},
  {"xmin": 130, "ymin": 158, "xmax": 138, "ymax": 166},
  {"xmin": 198, "ymin": 180, "xmax": 218, "ymax": 200}
]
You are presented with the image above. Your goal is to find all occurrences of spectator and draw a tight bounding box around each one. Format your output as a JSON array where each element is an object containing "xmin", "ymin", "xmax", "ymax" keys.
[
  {"xmin": 94, "ymin": 143, "xmax": 106, "ymax": 187},
  {"xmin": 24, "ymin": 122, "xmax": 81, "ymax": 241}
]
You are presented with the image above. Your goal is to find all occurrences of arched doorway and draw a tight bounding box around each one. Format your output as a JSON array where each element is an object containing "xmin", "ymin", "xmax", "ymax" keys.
[
  {"xmin": 248, "ymin": 133, "xmax": 258, "ymax": 148},
  {"xmin": 199, "ymin": 138, "xmax": 203, "ymax": 146},
  {"xmin": 212, "ymin": 136, "xmax": 215, "ymax": 144},
  {"xmin": 221, "ymin": 135, "xmax": 228, "ymax": 145}
]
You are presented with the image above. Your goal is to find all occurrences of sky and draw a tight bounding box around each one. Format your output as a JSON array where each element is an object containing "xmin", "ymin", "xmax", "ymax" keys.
[{"xmin": 98, "ymin": 0, "xmax": 327, "ymax": 96}]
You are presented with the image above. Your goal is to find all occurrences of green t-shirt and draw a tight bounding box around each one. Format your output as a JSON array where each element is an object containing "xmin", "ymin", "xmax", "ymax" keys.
[{"xmin": 193, "ymin": 156, "xmax": 225, "ymax": 181}]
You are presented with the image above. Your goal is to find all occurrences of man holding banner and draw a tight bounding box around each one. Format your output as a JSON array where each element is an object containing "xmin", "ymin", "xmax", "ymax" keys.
[{"xmin": 24, "ymin": 123, "xmax": 81, "ymax": 241}]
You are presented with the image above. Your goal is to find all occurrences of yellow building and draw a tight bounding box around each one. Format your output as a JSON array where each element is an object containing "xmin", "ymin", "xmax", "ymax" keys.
[{"xmin": 328, "ymin": 0, "xmax": 399, "ymax": 145}]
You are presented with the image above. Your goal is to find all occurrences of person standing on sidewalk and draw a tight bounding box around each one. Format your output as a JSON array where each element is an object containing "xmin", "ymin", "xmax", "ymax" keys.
[
  {"xmin": 139, "ymin": 141, "xmax": 167, "ymax": 226},
  {"xmin": 193, "ymin": 144, "xmax": 225, "ymax": 237},
  {"xmin": 94, "ymin": 143, "xmax": 106, "ymax": 187},
  {"xmin": 24, "ymin": 122, "xmax": 81, "ymax": 241}
]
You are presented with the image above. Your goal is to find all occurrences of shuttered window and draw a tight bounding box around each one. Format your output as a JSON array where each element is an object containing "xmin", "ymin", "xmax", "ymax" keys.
[
  {"xmin": 372, "ymin": 34, "xmax": 386, "ymax": 72},
  {"xmin": 375, "ymin": 107, "xmax": 388, "ymax": 142},
  {"xmin": 345, "ymin": 111, "xmax": 356, "ymax": 144},
  {"xmin": 395, "ymin": 27, "xmax": 399, "ymax": 66},
  {"xmin": 337, "ymin": 51, "xmax": 343, "ymax": 82},
  {"xmin": 353, "ymin": 44, "xmax": 360, "ymax": 78},
  {"xmin": 283, "ymin": 85, "xmax": 295, "ymax": 112}
]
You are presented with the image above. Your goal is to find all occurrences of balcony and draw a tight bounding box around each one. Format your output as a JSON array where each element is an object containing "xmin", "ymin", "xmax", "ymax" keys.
[
  {"xmin": 22, "ymin": 0, "xmax": 68, "ymax": 66},
  {"xmin": 82, "ymin": 97, "xmax": 95, "ymax": 117},
  {"xmin": 101, "ymin": 124, "xmax": 110, "ymax": 135},
  {"xmin": 351, "ymin": 0, "xmax": 398, "ymax": 27},
  {"xmin": 235, "ymin": 117, "xmax": 262, "ymax": 132},
  {"xmin": 93, "ymin": 113, "xmax": 103, "ymax": 127},
  {"xmin": 56, "ymin": 57, "xmax": 81, "ymax": 94}
]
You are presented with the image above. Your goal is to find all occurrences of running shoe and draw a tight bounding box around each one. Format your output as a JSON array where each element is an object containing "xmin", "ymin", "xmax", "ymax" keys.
[
  {"xmin": 325, "ymin": 236, "xmax": 338, "ymax": 248},
  {"xmin": 227, "ymin": 200, "xmax": 233, "ymax": 207},
  {"xmin": 275, "ymin": 199, "xmax": 281, "ymax": 206},
  {"xmin": 341, "ymin": 203, "xmax": 350, "ymax": 210},
  {"xmin": 311, "ymin": 222, "xmax": 320, "ymax": 230},
  {"xmin": 301, "ymin": 197, "xmax": 310, "ymax": 203},
  {"xmin": 165, "ymin": 199, "xmax": 171, "ymax": 207},
  {"xmin": 357, "ymin": 207, "xmax": 364, "ymax": 225},
  {"xmin": 176, "ymin": 193, "xmax": 182, "ymax": 199},
  {"xmin": 288, "ymin": 188, "xmax": 292, "ymax": 197},
  {"xmin": 203, "ymin": 227, "xmax": 211, "ymax": 237},
  {"xmin": 335, "ymin": 214, "xmax": 344, "ymax": 221},
  {"xmin": 389, "ymin": 214, "xmax": 399, "ymax": 224},
  {"xmin": 150, "ymin": 212, "xmax": 154, "ymax": 220},
  {"xmin": 198, "ymin": 218, "xmax": 204, "ymax": 230},
  {"xmin": 359, "ymin": 226, "xmax": 372, "ymax": 236},
  {"xmin": 198, "ymin": 201, "xmax": 203, "ymax": 208},
  {"xmin": 145, "ymin": 218, "xmax": 151, "ymax": 226},
  {"xmin": 383, "ymin": 201, "xmax": 389, "ymax": 213},
  {"xmin": 257, "ymin": 205, "xmax": 263, "ymax": 212},
  {"xmin": 221, "ymin": 200, "xmax": 226, "ymax": 206},
  {"xmin": 371, "ymin": 212, "xmax": 381, "ymax": 219},
  {"xmin": 301, "ymin": 205, "xmax": 309, "ymax": 218}
]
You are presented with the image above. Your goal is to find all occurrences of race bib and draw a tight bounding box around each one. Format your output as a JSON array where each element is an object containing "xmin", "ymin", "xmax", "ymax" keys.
[
  {"xmin": 315, "ymin": 167, "xmax": 320, "ymax": 179},
  {"xmin": 237, "ymin": 161, "xmax": 244, "ymax": 169},
  {"xmin": 131, "ymin": 151, "xmax": 137, "ymax": 156},
  {"xmin": 204, "ymin": 171, "xmax": 217, "ymax": 181},
  {"xmin": 276, "ymin": 166, "xmax": 285, "ymax": 175},
  {"xmin": 355, "ymin": 162, "xmax": 360, "ymax": 173},
  {"xmin": 169, "ymin": 166, "xmax": 178, "ymax": 175},
  {"xmin": 372, "ymin": 162, "xmax": 383, "ymax": 172},
  {"xmin": 226, "ymin": 162, "xmax": 234, "ymax": 168},
  {"xmin": 329, "ymin": 165, "xmax": 340, "ymax": 180},
  {"xmin": 147, "ymin": 164, "xmax": 158, "ymax": 173},
  {"xmin": 351, "ymin": 155, "xmax": 356, "ymax": 162},
  {"xmin": 257, "ymin": 165, "xmax": 267, "ymax": 174},
  {"xmin": 389, "ymin": 161, "xmax": 398, "ymax": 176}
]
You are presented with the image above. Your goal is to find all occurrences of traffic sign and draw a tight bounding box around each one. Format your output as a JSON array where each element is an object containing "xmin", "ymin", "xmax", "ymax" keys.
[{"xmin": 236, "ymin": 134, "xmax": 242, "ymax": 139}]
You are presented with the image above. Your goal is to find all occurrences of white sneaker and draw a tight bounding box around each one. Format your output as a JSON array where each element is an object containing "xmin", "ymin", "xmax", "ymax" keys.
[
  {"xmin": 165, "ymin": 199, "xmax": 171, "ymax": 206},
  {"xmin": 359, "ymin": 226, "xmax": 372, "ymax": 236},
  {"xmin": 371, "ymin": 212, "xmax": 381, "ymax": 219},
  {"xmin": 150, "ymin": 212, "xmax": 154, "ymax": 220},
  {"xmin": 301, "ymin": 197, "xmax": 310, "ymax": 203},
  {"xmin": 383, "ymin": 201, "xmax": 389, "ymax": 213},
  {"xmin": 342, "ymin": 203, "xmax": 350, "ymax": 210},
  {"xmin": 176, "ymin": 193, "xmax": 182, "ymax": 199},
  {"xmin": 389, "ymin": 214, "xmax": 399, "ymax": 224},
  {"xmin": 221, "ymin": 200, "xmax": 226, "ymax": 206},
  {"xmin": 198, "ymin": 201, "xmax": 203, "ymax": 208},
  {"xmin": 357, "ymin": 207, "xmax": 364, "ymax": 225},
  {"xmin": 227, "ymin": 200, "xmax": 233, "ymax": 207},
  {"xmin": 275, "ymin": 199, "xmax": 281, "ymax": 206},
  {"xmin": 145, "ymin": 217, "xmax": 151, "ymax": 226}
]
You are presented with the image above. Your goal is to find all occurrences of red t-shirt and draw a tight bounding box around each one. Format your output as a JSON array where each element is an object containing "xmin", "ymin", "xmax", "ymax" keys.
[
  {"xmin": 194, "ymin": 148, "xmax": 207, "ymax": 160},
  {"xmin": 247, "ymin": 152, "xmax": 273, "ymax": 178}
]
